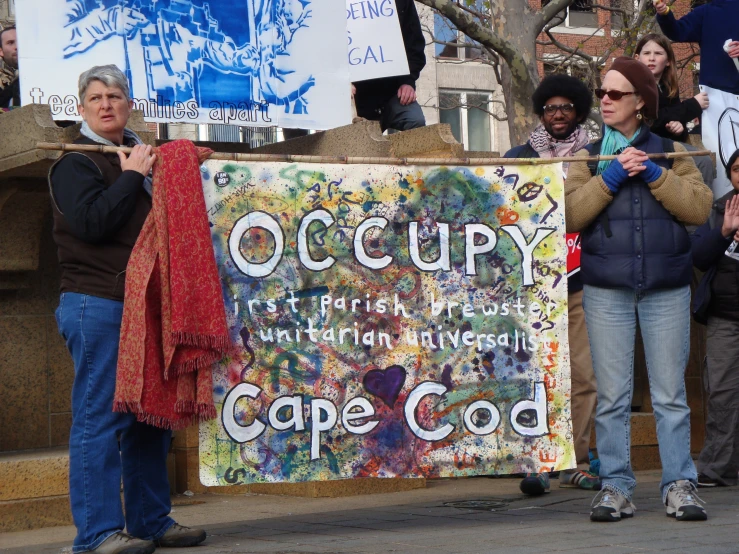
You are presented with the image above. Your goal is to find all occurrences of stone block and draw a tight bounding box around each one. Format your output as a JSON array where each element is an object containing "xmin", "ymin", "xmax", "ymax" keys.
[
  {"xmin": 631, "ymin": 413, "xmax": 657, "ymax": 446},
  {"xmin": 0, "ymin": 190, "xmax": 51, "ymax": 272},
  {"xmin": 0, "ymin": 105, "xmax": 154, "ymax": 181},
  {"xmin": 50, "ymin": 413, "xmax": 72, "ymax": 447},
  {"xmin": 388, "ymin": 124, "xmax": 463, "ymax": 159},
  {"xmin": 172, "ymin": 422, "xmax": 199, "ymax": 449},
  {"xmin": 0, "ymin": 316, "xmax": 49, "ymax": 451},
  {"xmin": 631, "ymin": 445, "xmax": 662, "ymax": 471},
  {"xmin": 253, "ymin": 120, "xmax": 390, "ymax": 157},
  {"xmin": 0, "ymin": 496, "xmax": 72, "ymax": 532},
  {"xmin": 174, "ymin": 446, "xmax": 207, "ymax": 494},
  {"xmin": 0, "ymin": 448, "xmax": 69, "ymax": 501}
]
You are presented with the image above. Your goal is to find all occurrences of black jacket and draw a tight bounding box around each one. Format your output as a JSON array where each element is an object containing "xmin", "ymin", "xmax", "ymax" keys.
[
  {"xmin": 650, "ymin": 85, "xmax": 702, "ymax": 143},
  {"xmin": 353, "ymin": 0, "xmax": 426, "ymax": 115},
  {"xmin": 49, "ymin": 136, "xmax": 150, "ymax": 301},
  {"xmin": 691, "ymin": 190, "xmax": 739, "ymax": 322}
]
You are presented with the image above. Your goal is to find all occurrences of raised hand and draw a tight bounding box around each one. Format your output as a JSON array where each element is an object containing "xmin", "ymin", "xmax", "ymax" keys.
[
  {"xmin": 653, "ymin": 0, "xmax": 669, "ymax": 15},
  {"xmin": 118, "ymin": 144, "xmax": 156, "ymax": 177},
  {"xmin": 721, "ymin": 194, "xmax": 739, "ymax": 238}
]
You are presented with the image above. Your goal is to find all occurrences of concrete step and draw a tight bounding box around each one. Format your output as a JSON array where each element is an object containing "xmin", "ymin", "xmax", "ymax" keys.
[
  {"xmin": 0, "ymin": 447, "xmax": 71, "ymax": 532},
  {"xmin": 0, "ymin": 412, "xmax": 663, "ymax": 532}
]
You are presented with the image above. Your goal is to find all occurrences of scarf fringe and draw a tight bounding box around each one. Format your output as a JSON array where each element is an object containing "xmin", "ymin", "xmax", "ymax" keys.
[
  {"xmin": 198, "ymin": 403, "xmax": 217, "ymax": 421},
  {"xmin": 167, "ymin": 351, "xmax": 224, "ymax": 378},
  {"xmin": 170, "ymin": 331, "xmax": 231, "ymax": 351},
  {"xmin": 114, "ymin": 400, "xmax": 143, "ymax": 415},
  {"xmin": 174, "ymin": 400, "xmax": 217, "ymax": 422}
]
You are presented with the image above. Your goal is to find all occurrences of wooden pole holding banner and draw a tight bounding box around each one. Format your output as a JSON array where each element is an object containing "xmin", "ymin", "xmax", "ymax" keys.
[{"xmin": 35, "ymin": 142, "xmax": 713, "ymax": 166}]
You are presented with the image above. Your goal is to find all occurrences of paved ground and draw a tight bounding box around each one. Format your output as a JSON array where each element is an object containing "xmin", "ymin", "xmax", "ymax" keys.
[{"xmin": 2, "ymin": 471, "xmax": 738, "ymax": 554}]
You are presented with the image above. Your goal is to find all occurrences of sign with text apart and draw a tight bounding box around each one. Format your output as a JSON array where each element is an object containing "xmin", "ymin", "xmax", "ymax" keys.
[
  {"xmin": 199, "ymin": 161, "xmax": 574, "ymax": 485},
  {"xmin": 346, "ymin": 0, "xmax": 409, "ymax": 82},
  {"xmin": 15, "ymin": 0, "xmax": 351, "ymax": 129}
]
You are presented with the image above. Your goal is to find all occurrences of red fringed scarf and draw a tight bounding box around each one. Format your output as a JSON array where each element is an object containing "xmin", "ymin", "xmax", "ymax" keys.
[{"xmin": 114, "ymin": 139, "xmax": 230, "ymax": 430}]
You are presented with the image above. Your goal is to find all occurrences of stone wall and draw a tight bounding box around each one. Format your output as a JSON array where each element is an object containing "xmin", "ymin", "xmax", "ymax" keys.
[{"xmin": 0, "ymin": 205, "xmax": 72, "ymax": 452}]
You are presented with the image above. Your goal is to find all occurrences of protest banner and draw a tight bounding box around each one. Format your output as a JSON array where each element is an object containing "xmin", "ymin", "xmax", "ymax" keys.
[
  {"xmin": 701, "ymin": 85, "xmax": 739, "ymax": 196},
  {"xmin": 346, "ymin": 0, "xmax": 409, "ymax": 82},
  {"xmin": 198, "ymin": 160, "xmax": 574, "ymax": 485},
  {"xmin": 14, "ymin": 0, "xmax": 351, "ymax": 130}
]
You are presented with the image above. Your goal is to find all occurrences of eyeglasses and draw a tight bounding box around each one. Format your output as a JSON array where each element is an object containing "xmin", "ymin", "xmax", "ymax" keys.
[
  {"xmin": 595, "ymin": 88, "xmax": 637, "ymax": 101},
  {"xmin": 542, "ymin": 103, "xmax": 575, "ymax": 115}
]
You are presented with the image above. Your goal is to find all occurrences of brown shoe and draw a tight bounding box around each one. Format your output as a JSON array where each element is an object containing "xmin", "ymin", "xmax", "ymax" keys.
[
  {"xmin": 92, "ymin": 532, "xmax": 155, "ymax": 554},
  {"xmin": 155, "ymin": 523, "xmax": 207, "ymax": 548}
]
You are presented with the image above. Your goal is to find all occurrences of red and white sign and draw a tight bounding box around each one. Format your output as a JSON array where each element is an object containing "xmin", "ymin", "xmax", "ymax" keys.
[{"xmin": 566, "ymin": 233, "xmax": 581, "ymax": 276}]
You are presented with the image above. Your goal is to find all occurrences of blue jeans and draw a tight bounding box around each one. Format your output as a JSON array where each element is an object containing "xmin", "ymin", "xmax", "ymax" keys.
[
  {"xmin": 56, "ymin": 292, "xmax": 174, "ymax": 552},
  {"xmin": 582, "ymin": 285, "xmax": 697, "ymax": 502}
]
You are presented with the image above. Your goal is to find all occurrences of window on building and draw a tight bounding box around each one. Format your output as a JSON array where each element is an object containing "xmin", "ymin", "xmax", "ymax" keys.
[
  {"xmin": 433, "ymin": 2, "xmax": 487, "ymax": 60},
  {"xmin": 207, "ymin": 124, "xmax": 278, "ymax": 147},
  {"xmin": 439, "ymin": 91, "xmax": 494, "ymax": 152},
  {"xmin": 434, "ymin": 12, "xmax": 459, "ymax": 58},
  {"xmin": 543, "ymin": 0, "xmax": 597, "ymax": 28}
]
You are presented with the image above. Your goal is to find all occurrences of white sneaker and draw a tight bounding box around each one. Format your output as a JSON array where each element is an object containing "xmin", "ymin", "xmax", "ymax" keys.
[
  {"xmin": 590, "ymin": 486, "xmax": 636, "ymax": 522},
  {"xmin": 665, "ymin": 480, "xmax": 707, "ymax": 521}
]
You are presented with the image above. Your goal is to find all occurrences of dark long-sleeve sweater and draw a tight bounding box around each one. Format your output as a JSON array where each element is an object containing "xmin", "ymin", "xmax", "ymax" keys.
[
  {"xmin": 51, "ymin": 153, "xmax": 145, "ymax": 243},
  {"xmin": 657, "ymin": 0, "xmax": 739, "ymax": 94},
  {"xmin": 651, "ymin": 85, "xmax": 703, "ymax": 142}
]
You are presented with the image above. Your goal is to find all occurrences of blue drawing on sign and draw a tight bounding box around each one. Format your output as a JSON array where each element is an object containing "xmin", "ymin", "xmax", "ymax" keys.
[{"xmin": 63, "ymin": 0, "xmax": 315, "ymax": 114}]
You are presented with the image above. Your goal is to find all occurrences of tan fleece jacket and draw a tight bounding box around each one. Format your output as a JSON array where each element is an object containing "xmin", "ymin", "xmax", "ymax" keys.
[{"xmin": 565, "ymin": 141, "xmax": 713, "ymax": 233}]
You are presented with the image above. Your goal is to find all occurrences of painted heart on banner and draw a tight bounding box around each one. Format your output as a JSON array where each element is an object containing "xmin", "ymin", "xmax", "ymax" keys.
[{"xmin": 363, "ymin": 365, "xmax": 407, "ymax": 409}]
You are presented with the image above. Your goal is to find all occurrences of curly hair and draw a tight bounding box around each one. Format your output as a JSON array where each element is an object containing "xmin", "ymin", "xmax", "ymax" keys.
[{"xmin": 532, "ymin": 74, "xmax": 593, "ymax": 123}]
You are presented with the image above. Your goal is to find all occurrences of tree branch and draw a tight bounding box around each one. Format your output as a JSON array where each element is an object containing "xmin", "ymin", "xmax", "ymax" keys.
[
  {"xmin": 534, "ymin": 0, "xmax": 576, "ymax": 35},
  {"xmin": 416, "ymin": 0, "xmax": 512, "ymax": 58}
]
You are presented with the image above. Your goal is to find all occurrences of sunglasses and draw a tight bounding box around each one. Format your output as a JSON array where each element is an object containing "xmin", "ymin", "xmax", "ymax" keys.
[
  {"xmin": 595, "ymin": 88, "xmax": 637, "ymax": 101},
  {"xmin": 542, "ymin": 103, "xmax": 575, "ymax": 115}
]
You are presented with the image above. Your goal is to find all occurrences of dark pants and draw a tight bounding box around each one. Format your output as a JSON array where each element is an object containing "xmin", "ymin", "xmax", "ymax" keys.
[
  {"xmin": 358, "ymin": 96, "xmax": 426, "ymax": 132},
  {"xmin": 698, "ymin": 315, "xmax": 739, "ymax": 485}
]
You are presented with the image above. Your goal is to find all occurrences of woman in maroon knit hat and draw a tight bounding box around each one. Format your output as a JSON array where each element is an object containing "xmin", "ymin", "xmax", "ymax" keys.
[{"xmin": 565, "ymin": 57, "xmax": 712, "ymax": 523}]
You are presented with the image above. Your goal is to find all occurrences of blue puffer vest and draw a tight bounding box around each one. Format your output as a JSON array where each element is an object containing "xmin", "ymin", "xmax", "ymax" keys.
[{"xmin": 580, "ymin": 125, "xmax": 692, "ymax": 291}]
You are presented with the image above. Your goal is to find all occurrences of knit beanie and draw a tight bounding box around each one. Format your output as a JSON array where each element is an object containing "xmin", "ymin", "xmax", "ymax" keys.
[{"xmin": 609, "ymin": 57, "xmax": 658, "ymax": 120}]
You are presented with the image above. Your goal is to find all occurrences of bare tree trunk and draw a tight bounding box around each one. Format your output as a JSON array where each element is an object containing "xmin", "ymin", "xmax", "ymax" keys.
[
  {"xmin": 416, "ymin": 0, "xmax": 574, "ymax": 146},
  {"xmin": 500, "ymin": 55, "xmax": 540, "ymax": 146}
]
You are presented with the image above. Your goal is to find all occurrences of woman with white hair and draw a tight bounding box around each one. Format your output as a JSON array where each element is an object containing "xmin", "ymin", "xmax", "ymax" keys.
[{"xmin": 50, "ymin": 65, "xmax": 206, "ymax": 554}]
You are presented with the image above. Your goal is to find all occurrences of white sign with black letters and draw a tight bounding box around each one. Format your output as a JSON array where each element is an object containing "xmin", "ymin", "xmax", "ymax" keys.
[{"xmin": 346, "ymin": 0, "xmax": 409, "ymax": 82}]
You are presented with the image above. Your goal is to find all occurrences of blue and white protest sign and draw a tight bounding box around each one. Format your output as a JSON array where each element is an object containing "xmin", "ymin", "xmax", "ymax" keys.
[
  {"xmin": 15, "ymin": 0, "xmax": 352, "ymax": 130},
  {"xmin": 346, "ymin": 0, "xmax": 409, "ymax": 82}
]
